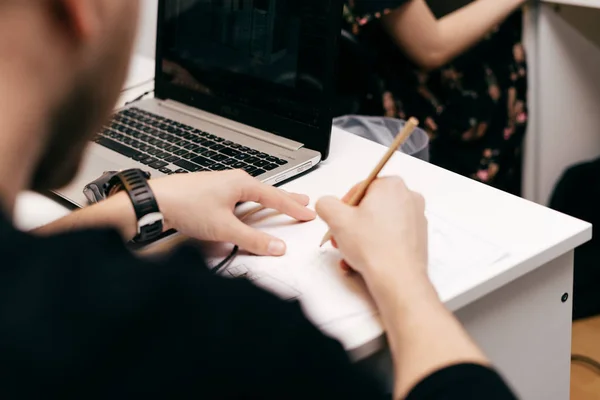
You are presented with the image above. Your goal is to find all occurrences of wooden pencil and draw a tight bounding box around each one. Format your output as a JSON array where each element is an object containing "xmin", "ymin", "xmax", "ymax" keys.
[{"xmin": 319, "ymin": 117, "xmax": 420, "ymax": 247}]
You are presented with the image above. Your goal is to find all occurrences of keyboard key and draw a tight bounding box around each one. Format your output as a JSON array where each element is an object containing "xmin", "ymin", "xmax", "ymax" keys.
[
  {"xmin": 235, "ymin": 153, "xmax": 251, "ymax": 160},
  {"xmin": 202, "ymin": 150, "xmax": 218, "ymax": 158},
  {"xmin": 174, "ymin": 149, "xmax": 189, "ymax": 156},
  {"xmin": 221, "ymin": 148, "xmax": 241, "ymax": 157},
  {"xmin": 253, "ymin": 160, "xmax": 269, "ymax": 168},
  {"xmin": 149, "ymin": 161, "xmax": 169, "ymax": 169},
  {"xmin": 176, "ymin": 140, "xmax": 188, "ymax": 147},
  {"xmin": 166, "ymin": 146, "xmax": 179, "ymax": 152},
  {"xmin": 182, "ymin": 153, "xmax": 196, "ymax": 160},
  {"xmin": 223, "ymin": 141, "xmax": 233, "ymax": 146},
  {"xmin": 222, "ymin": 158, "xmax": 238, "ymax": 166},
  {"xmin": 165, "ymin": 155, "xmax": 181, "ymax": 163},
  {"xmin": 269, "ymin": 157, "xmax": 288, "ymax": 165},
  {"xmin": 147, "ymin": 148, "xmax": 161, "ymax": 156},
  {"xmin": 175, "ymin": 169, "xmax": 188, "ymax": 174},
  {"xmin": 185, "ymin": 144, "xmax": 200, "ymax": 151},
  {"xmin": 247, "ymin": 150, "xmax": 259, "ymax": 155},
  {"xmin": 133, "ymin": 153, "xmax": 148, "ymax": 162},
  {"xmin": 243, "ymin": 165, "xmax": 258, "ymax": 174},
  {"xmin": 257, "ymin": 153, "xmax": 269, "ymax": 158},
  {"xmin": 96, "ymin": 137, "xmax": 142, "ymax": 159},
  {"xmin": 159, "ymin": 167, "xmax": 173, "ymax": 174},
  {"xmin": 251, "ymin": 169, "xmax": 266, "ymax": 177},
  {"xmin": 140, "ymin": 145, "xmax": 152, "ymax": 152},
  {"xmin": 213, "ymin": 154, "xmax": 229, "ymax": 162},
  {"xmin": 182, "ymin": 133, "xmax": 195, "ymax": 140},
  {"xmin": 264, "ymin": 163, "xmax": 279, "ymax": 171},
  {"xmin": 200, "ymin": 140, "xmax": 215, "ymax": 147},
  {"xmin": 210, "ymin": 144, "xmax": 226, "ymax": 151},
  {"xmin": 213, "ymin": 137, "xmax": 225, "ymax": 142},
  {"xmin": 140, "ymin": 157, "xmax": 158, "ymax": 165},
  {"xmin": 232, "ymin": 161, "xmax": 247, "ymax": 169},
  {"xmin": 191, "ymin": 137, "xmax": 204, "ymax": 144},
  {"xmin": 130, "ymin": 141, "xmax": 142, "ymax": 149},
  {"xmin": 245, "ymin": 157, "xmax": 260, "ymax": 164},
  {"xmin": 174, "ymin": 159, "xmax": 202, "ymax": 172},
  {"xmin": 229, "ymin": 143, "xmax": 241, "ymax": 149},
  {"xmin": 156, "ymin": 142, "xmax": 169, "ymax": 149},
  {"xmin": 156, "ymin": 152, "xmax": 171, "ymax": 159},
  {"xmin": 190, "ymin": 156, "xmax": 215, "ymax": 167}
]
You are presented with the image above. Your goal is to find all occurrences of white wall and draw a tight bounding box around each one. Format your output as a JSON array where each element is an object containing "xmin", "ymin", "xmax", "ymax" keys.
[
  {"xmin": 135, "ymin": 0, "xmax": 158, "ymax": 58},
  {"xmin": 527, "ymin": 3, "xmax": 600, "ymax": 204}
]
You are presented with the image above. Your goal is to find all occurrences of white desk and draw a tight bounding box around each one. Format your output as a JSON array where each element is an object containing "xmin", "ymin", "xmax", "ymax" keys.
[{"xmin": 15, "ymin": 56, "xmax": 592, "ymax": 399}]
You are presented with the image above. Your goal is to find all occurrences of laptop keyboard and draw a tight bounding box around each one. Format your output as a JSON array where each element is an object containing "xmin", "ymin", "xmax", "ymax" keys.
[{"xmin": 94, "ymin": 107, "xmax": 288, "ymax": 176}]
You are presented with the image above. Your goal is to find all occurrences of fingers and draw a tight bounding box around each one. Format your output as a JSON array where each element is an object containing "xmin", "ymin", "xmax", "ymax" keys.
[
  {"xmin": 286, "ymin": 192, "xmax": 311, "ymax": 207},
  {"xmin": 221, "ymin": 216, "xmax": 287, "ymax": 256},
  {"xmin": 340, "ymin": 260, "xmax": 352, "ymax": 273},
  {"xmin": 315, "ymin": 196, "xmax": 354, "ymax": 231},
  {"xmin": 331, "ymin": 237, "xmax": 338, "ymax": 249},
  {"xmin": 413, "ymin": 192, "xmax": 426, "ymax": 214},
  {"xmin": 341, "ymin": 182, "xmax": 365, "ymax": 204},
  {"xmin": 240, "ymin": 177, "xmax": 316, "ymax": 222}
]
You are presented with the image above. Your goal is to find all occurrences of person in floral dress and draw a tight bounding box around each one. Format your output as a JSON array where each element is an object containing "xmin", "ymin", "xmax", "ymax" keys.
[{"xmin": 338, "ymin": 0, "xmax": 528, "ymax": 195}]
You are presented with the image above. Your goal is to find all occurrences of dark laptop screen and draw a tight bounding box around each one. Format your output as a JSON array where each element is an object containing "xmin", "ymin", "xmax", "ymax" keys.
[{"xmin": 156, "ymin": 0, "xmax": 341, "ymax": 158}]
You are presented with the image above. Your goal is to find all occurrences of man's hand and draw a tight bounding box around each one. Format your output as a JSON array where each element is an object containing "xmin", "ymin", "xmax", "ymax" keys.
[
  {"xmin": 150, "ymin": 170, "xmax": 316, "ymax": 256},
  {"xmin": 317, "ymin": 177, "xmax": 490, "ymax": 399},
  {"xmin": 316, "ymin": 177, "xmax": 428, "ymax": 287}
]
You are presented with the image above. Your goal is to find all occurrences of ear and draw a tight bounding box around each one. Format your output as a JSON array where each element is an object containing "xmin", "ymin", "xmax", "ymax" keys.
[{"xmin": 52, "ymin": 0, "xmax": 101, "ymax": 42}]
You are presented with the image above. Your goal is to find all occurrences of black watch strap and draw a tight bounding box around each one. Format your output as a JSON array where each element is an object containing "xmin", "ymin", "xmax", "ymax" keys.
[{"xmin": 109, "ymin": 169, "xmax": 164, "ymax": 243}]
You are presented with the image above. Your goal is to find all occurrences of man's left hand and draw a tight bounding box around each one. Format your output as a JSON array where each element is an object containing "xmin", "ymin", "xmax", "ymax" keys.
[{"xmin": 150, "ymin": 170, "xmax": 316, "ymax": 256}]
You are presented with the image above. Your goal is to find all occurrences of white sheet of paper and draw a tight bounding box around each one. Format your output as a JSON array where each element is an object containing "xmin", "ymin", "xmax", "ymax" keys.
[{"xmin": 215, "ymin": 204, "xmax": 509, "ymax": 328}]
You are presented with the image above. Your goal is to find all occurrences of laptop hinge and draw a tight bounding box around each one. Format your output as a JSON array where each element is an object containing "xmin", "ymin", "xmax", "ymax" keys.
[{"xmin": 161, "ymin": 100, "xmax": 304, "ymax": 152}]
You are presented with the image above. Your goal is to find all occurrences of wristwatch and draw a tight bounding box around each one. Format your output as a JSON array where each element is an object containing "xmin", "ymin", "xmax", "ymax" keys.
[{"xmin": 83, "ymin": 169, "xmax": 164, "ymax": 243}]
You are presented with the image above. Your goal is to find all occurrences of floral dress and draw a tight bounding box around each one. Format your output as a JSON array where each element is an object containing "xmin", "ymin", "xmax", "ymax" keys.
[{"xmin": 339, "ymin": 0, "xmax": 528, "ymax": 195}]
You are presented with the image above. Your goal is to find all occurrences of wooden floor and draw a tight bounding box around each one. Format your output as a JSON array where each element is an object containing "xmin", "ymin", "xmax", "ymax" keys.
[{"xmin": 571, "ymin": 316, "xmax": 600, "ymax": 399}]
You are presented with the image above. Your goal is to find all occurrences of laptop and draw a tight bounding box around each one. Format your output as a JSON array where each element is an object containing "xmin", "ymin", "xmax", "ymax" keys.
[{"xmin": 56, "ymin": 0, "xmax": 342, "ymax": 207}]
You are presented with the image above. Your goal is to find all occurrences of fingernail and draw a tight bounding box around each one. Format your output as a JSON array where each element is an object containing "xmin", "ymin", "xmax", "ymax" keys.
[{"xmin": 268, "ymin": 240, "xmax": 286, "ymax": 256}]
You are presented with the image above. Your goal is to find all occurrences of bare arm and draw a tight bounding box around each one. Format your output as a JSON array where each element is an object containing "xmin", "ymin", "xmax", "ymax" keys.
[
  {"xmin": 34, "ymin": 192, "xmax": 139, "ymax": 240},
  {"xmin": 34, "ymin": 171, "xmax": 316, "ymax": 256},
  {"xmin": 368, "ymin": 267, "xmax": 488, "ymax": 398},
  {"xmin": 382, "ymin": 0, "xmax": 526, "ymax": 70}
]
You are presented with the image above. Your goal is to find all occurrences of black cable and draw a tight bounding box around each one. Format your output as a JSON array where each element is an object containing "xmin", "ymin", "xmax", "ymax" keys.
[
  {"xmin": 125, "ymin": 89, "xmax": 155, "ymax": 107},
  {"xmin": 572, "ymin": 354, "xmax": 600, "ymax": 374},
  {"xmin": 210, "ymin": 245, "xmax": 240, "ymax": 275}
]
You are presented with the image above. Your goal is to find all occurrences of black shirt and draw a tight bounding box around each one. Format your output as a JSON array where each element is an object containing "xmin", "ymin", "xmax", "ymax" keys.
[{"xmin": 0, "ymin": 213, "xmax": 516, "ymax": 399}]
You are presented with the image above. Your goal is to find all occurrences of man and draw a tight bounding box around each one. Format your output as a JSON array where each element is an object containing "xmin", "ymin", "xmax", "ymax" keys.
[{"xmin": 0, "ymin": 1, "xmax": 516, "ymax": 399}]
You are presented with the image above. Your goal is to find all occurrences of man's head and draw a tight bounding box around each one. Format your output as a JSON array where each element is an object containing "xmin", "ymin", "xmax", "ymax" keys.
[{"xmin": 1, "ymin": 0, "xmax": 140, "ymax": 191}]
